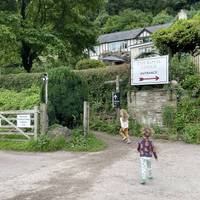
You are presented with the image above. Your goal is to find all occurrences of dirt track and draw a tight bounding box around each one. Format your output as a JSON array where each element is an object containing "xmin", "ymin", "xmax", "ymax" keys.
[{"xmin": 0, "ymin": 132, "xmax": 200, "ymax": 200}]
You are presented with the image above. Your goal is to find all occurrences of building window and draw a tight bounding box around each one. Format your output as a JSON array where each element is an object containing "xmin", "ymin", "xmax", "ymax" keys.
[
  {"xmin": 142, "ymin": 37, "xmax": 151, "ymax": 43},
  {"xmin": 120, "ymin": 41, "xmax": 128, "ymax": 50},
  {"xmin": 108, "ymin": 42, "xmax": 121, "ymax": 52}
]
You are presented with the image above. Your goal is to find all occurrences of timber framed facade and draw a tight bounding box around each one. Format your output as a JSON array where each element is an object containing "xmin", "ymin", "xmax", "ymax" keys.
[{"xmin": 90, "ymin": 23, "xmax": 171, "ymax": 60}]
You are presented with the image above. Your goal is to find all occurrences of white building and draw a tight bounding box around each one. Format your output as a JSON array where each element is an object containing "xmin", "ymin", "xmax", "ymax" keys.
[{"xmin": 90, "ymin": 23, "xmax": 171, "ymax": 60}]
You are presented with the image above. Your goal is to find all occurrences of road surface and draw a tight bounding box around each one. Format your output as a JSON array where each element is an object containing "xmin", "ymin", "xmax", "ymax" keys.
[{"xmin": 0, "ymin": 132, "xmax": 200, "ymax": 200}]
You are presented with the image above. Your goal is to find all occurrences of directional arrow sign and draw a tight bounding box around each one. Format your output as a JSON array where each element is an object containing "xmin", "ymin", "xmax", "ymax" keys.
[
  {"xmin": 139, "ymin": 76, "xmax": 159, "ymax": 81},
  {"xmin": 112, "ymin": 92, "xmax": 120, "ymax": 108},
  {"xmin": 131, "ymin": 55, "xmax": 169, "ymax": 85}
]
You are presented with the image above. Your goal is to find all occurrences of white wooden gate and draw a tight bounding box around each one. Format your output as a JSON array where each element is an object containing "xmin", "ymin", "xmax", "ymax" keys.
[{"xmin": 0, "ymin": 106, "xmax": 38, "ymax": 139}]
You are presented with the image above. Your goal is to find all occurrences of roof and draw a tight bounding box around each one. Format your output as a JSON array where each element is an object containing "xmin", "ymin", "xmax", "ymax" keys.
[
  {"xmin": 98, "ymin": 23, "xmax": 171, "ymax": 44},
  {"xmin": 100, "ymin": 56, "xmax": 125, "ymax": 62}
]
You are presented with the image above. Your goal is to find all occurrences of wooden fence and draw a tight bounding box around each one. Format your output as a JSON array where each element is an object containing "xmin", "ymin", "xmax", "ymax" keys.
[
  {"xmin": 0, "ymin": 104, "xmax": 48, "ymax": 140},
  {"xmin": 192, "ymin": 55, "xmax": 200, "ymax": 73}
]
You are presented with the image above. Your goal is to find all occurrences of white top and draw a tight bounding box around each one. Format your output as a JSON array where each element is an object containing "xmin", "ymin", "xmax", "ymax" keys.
[{"xmin": 120, "ymin": 117, "xmax": 128, "ymax": 129}]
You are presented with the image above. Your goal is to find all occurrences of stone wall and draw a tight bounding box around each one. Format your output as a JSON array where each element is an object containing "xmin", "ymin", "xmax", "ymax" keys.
[{"xmin": 127, "ymin": 89, "xmax": 177, "ymax": 126}]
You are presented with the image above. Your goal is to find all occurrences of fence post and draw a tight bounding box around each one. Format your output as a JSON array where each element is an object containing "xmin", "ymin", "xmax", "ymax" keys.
[
  {"xmin": 83, "ymin": 101, "xmax": 89, "ymax": 137},
  {"xmin": 34, "ymin": 106, "xmax": 39, "ymax": 140},
  {"xmin": 40, "ymin": 103, "xmax": 48, "ymax": 134}
]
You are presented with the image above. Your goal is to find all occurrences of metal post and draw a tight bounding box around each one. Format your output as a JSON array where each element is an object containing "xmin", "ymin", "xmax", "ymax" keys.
[
  {"xmin": 45, "ymin": 78, "xmax": 48, "ymax": 104},
  {"xmin": 83, "ymin": 101, "xmax": 89, "ymax": 137},
  {"xmin": 42, "ymin": 74, "xmax": 48, "ymax": 105},
  {"xmin": 116, "ymin": 76, "xmax": 120, "ymax": 120}
]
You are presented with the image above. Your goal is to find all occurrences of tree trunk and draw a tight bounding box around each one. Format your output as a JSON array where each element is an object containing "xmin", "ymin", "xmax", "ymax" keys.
[{"xmin": 20, "ymin": 0, "xmax": 34, "ymax": 73}]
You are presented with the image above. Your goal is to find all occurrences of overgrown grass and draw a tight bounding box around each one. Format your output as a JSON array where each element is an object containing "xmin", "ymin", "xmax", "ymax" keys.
[
  {"xmin": 0, "ymin": 134, "xmax": 28, "ymax": 140},
  {"xmin": 0, "ymin": 130, "xmax": 107, "ymax": 152},
  {"xmin": 90, "ymin": 115, "xmax": 142, "ymax": 136},
  {"xmin": 65, "ymin": 130, "xmax": 107, "ymax": 152}
]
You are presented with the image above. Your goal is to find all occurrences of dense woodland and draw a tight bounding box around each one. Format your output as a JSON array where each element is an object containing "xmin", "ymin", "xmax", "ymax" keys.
[{"xmin": 0, "ymin": 0, "xmax": 200, "ymax": 72}]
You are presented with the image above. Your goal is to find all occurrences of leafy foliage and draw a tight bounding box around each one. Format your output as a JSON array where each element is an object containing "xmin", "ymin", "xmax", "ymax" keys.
[
  {"xmin": 75, "ymin": 59, "xmax": 105, "ymax": 70},
  {"xmin": 170, "ymin": 54, "xmax": 197, "ymax": 82},
  {"xmin": 0, "ymin": 0, "xmax": 104, "ymax": 72},
  {"xmin": 102, "ymin": 9, "xmax": 153, "ymax": 33},
  {"xmin": 183, "ymin": 123, "xmax": 200, "ymax": 144},
  {"xmin": 65, "ymin": 130, "xmax": 107, "ymax": 152},
  {"xmin": 0, "ymin": 86, "xmax": 40, "ymax": 110},
  {"xmin": 162, "ymin": 106, "xmax": 176, "ymax": 128},
  {"xmin": 47, "ymin": 67, "xmax": 88, "ymax": 127},
  {"xmin": 0, "ymin": 131, "xmax": 106, "ymax": 152},
  {"xmin": 152, "ymin": 16, "xmax": 200, "ymax": 55},
  {"xmin": 152, "ymin": 11, "xmax": 174, "ymax": 25}
]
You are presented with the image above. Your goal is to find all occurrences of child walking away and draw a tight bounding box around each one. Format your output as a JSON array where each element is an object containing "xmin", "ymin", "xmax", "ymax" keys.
[
  {"xmin": 137, "ymin": 127, "xmax": 158, "ymax": 185},
  {"xmin": 119, "ymin": 109, "xmax": 131, "ymax": 144}
]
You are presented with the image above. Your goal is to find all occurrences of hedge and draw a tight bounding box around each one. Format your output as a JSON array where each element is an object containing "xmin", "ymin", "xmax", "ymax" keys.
[
  {"xmin": 0, "ymin": 64, "xmax": 130, "ymax": 126},
  {"xmin": 75, "ymin": 64, "xmax": 130, "ymax": 113},
  {"xmin": 0, "ymin": 72, "xmax": 43, "ymax": 91},
  {"xmin": 47, "ymin": 67, "xmax": 88, "ymax": 127},
  {"xmin": 75, "ymin": 59, "xmax": 105, "ymax": 70}
]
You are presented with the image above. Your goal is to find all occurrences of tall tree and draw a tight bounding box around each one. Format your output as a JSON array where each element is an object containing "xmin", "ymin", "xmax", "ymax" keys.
[
  {"xmin": 0, "ymin": 0, "xmax": 104, "ymax": 72},
  {"xmin": 152, "ymin": 15, "xmax": 200, "ymax": 56}
]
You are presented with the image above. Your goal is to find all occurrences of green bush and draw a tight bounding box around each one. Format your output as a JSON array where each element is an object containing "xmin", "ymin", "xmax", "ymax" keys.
[
  {"xmin": 0, "ymin": 72, "xmax": 43, "ymax": 91},
  {"xmin": 0, "ymin": 65, "xmax": 25, "ymax": 75},
  {"xmin": 170, "ymin": 54, "xmax": 197, "ymax": 82},
  {"xmin": 75, "ymin": 59, "xmax": 105, "ymax": 70},
  {"xmin": 90, "ymin": 115, "xmax": 119, "ymax": 135},
  {"xmin": 162, "ymin": 106, "xmax": 176, "ymax": 128},
  {"xmin": 65, "ymin": 130, "xmax": 107, "ymax": 152},
  {"xmin": 183, "ymin": 124, "xmax": 200, "ymax": 144},
  {"xmin": 27, "ymin": 134, "xmax": 66, "ymax": 151},
  {"xmin": 174, "ymin": 97, "xmax": 200, "ymax": 132},
  {"xmin": 0, "ymin": 86, "xmax": 40, "ymax": 110},
  {"xmin": 182, "ymin": 75, "xmax": 200, "ymax": 97},
  {"xmin": 75, "ymin": 65, "xmax": 129, "ymax": 114},
  {"xmin": 47, "ymin": 67, "xmax": 88, "ymax": 127},
  {"xmin": 129, "ymin": 118, "xmax": 142, "ymax": 136}
]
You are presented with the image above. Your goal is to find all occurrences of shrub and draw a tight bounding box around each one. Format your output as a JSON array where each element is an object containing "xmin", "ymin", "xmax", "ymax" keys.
[
  {"xmin": 170, "ymin": 54, "xmax": 197, "ymax": 82},
  {"xmin": 75, "ymin": 65, "xmax": 129, "ymax": 114},
  {"xmin": 162, "ymin": 106, "xmax": 176, "ymax": 128},
  {"xmin": 75, "ymin": 59, "xmax": 105, "ymax": 70},
  {"xmin": 183, "ymin": 124, "xmax": 200, "ymax": 144},
  {"xmin": 0, "ymin": 86, "xmax": 40, "ymax": 110},
  {"xmin": 129, "ymin": 118, "xmax": 142, "ymax": 136},
  {"xmin": 65, "ymin": 130, "xmax": 107, "ymax": 152},
  {"xmin": 90, "ymin": 115, "xmax": 119, "ymax": 135},
  {"xmin": 47, "ymin": 67, "xmax": 88, "ymax": 127},
  {"xmin": 27, "ymin": 134, "xmax": 66, "ymax": 151},
  {"xmin": 0, "ymin": 72, "xmax": 43, "ymax": 91},
  {"xmin": 181, "ymin": 74, "xmax": 200, "ymax": 97},
  {"xmin": 174, "ymin": 96, "xmax": 200, "ymax": 132}
]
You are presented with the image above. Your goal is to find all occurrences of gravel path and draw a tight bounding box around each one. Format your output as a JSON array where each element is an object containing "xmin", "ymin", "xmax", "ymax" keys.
[{"xmin": 0, "ymin": 132, "xmax": 200, "ymax": 200}]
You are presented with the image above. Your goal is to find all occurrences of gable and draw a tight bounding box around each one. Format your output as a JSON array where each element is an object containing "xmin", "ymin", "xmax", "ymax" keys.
[{"xmin": 137, "ymin": 29, "xmax": 151, "ymax": 38}]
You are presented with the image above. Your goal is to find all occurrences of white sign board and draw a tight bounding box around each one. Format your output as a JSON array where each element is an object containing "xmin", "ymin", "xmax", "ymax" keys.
[
  {"xmin": 17, "ymin": 115, "xmax": 31, "ymax": 128},
  {"xmin": 131, "ymin": 55, "xmax": 169, "ymax": 85}
]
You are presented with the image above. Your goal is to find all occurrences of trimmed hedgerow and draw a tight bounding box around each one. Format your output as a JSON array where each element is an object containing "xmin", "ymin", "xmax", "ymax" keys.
[{"xmin": 0, "ymin": 72, "xmax": 43, "ymax": 91}]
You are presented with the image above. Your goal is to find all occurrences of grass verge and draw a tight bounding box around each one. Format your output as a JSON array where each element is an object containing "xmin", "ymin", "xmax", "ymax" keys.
[{"xmin": 0, "ymin": 130, "xmax": 107, "ymax": 152}]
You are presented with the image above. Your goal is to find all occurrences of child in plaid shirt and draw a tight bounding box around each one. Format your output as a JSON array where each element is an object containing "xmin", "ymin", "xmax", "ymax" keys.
[{"xmin": 137, "ymin": 127, "xmax": 158, "ymax": 184}]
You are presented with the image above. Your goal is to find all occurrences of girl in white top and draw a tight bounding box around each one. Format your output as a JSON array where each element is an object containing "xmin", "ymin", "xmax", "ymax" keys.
[{"xmin": 119, "ymin": 109, "xmax": 131, "ymax": 144}]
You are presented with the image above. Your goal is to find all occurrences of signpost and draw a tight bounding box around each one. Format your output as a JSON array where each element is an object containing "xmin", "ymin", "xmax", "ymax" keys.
[
  {"xmin": 131, "ymin": 55, "xmax": 169, "ymax": 85},
  {"xmin": 105, "ymin": 75, "xmax": 122, "ymax": 119}
]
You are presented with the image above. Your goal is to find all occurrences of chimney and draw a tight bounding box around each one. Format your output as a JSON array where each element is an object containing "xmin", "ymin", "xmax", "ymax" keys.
[{"xmin": 177, "ymin": 9, "xmax": 187, "ymax": 20}]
